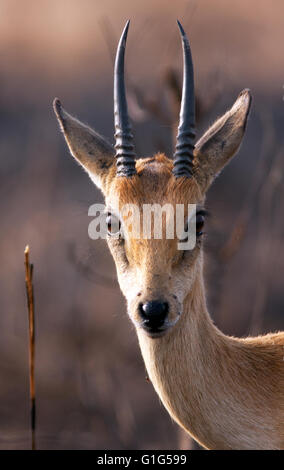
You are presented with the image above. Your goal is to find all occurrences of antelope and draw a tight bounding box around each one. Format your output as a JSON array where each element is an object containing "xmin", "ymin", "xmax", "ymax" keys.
[{"xmin": 53, "ymin": 20, "xmax": 284, "ymax": 450}]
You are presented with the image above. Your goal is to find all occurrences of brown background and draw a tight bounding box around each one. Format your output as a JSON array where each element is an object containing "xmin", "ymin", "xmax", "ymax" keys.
[{"xmin": 0, "ymin": 0, "xmax": 283, "ymax": 449}]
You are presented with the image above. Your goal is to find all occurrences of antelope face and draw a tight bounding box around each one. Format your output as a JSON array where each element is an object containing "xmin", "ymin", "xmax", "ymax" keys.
[
  {"xmin": 53, "ymin": 20, "xmax": 251, "ymax": 338},
  {"xmin": 104, "ymin": 155, "xmax": 205, "ymax": 337}
]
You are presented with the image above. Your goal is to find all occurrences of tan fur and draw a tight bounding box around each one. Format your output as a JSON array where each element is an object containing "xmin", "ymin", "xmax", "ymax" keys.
[
  {"xmin": 107, "ymin": 155, "xmax": 284, "ymax": 449},
  {"xmin": 54, "ymin": 90, "xmax": 284, "ymax": 449},
  {"xmin": 137, "ymin": 268, "xmax": 284, "ymax": 449}
]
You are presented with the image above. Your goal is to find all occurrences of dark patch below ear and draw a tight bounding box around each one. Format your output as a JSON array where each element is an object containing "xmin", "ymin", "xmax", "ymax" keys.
[{"xmin": 97, "ymin": 158, "xmax": 113, "ymax": 169}]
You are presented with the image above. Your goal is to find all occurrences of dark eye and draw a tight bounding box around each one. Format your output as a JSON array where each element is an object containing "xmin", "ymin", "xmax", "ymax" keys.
[
  {"xmin": 106, "ymin": 212, "xmax": 121, "ymax": 236},
  {"xmin": 180, "ymin": 210, "xmax": 207, "ymax": 242},
  {"xmin": 196, "ymin": 211, "xmax": 205, "ymax": 237}
]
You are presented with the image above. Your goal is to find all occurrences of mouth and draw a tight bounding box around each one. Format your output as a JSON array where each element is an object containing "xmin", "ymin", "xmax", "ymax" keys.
[
  {"xmin": 135, "ymin": 316, "xmax": 181, "ymax": 338},
  {"xmin": 143, "ymin": 326, "xmax": 168, "ymax": 338}
]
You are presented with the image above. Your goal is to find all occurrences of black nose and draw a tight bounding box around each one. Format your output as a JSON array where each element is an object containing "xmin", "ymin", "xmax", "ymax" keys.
[{"xmin": 139, "ymin": 300, "xmax": 169, "ymax": 331}]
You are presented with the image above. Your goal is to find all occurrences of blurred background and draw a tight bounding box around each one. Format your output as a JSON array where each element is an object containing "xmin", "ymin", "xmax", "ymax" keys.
[{"xmin": 0, "ymin": 0, "xmax": 283, "ymax": 450}]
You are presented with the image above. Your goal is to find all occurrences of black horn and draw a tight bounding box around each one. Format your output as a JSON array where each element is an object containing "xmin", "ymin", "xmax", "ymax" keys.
[
  {"xmin": 173, "ymin": 21, "xmax": 196, "ymax": 178},
  {"xmin": 114, "ymin": 20, "xmax": 137, "ymax": 177}
]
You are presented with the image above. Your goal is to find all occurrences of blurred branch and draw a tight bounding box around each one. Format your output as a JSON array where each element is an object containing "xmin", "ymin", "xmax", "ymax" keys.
[
  {"xmin": 98, "ymin": 16, "xmax": 116, "ymax": 64},
  {"xmin": 249, "ymin": 145, "xmax": 283, "ymax": 334},
  {"xmin": 67, "ymin": 242, "xmax": 116, "ymax": 289},
  {"xmin": 163, "ymin": 68, "xmax": 182, "ymax": 122},
  {"xmin": 214, "ymin": 111, "xmax": 278, "ymax": 329},
  {"xmin": 24, "ymin": 245, "xmax": 36, "ymax": 450},
  {"xmin": 219, "ymin": 111, "xmax": 276, "ymax": 263},
  {"xmin": 128, "ymin": 65, "xmax": 222, "ymax": 157},
  {"xmin": 127, "ymin": 86, "xmax": 170, "ymax": 125}
]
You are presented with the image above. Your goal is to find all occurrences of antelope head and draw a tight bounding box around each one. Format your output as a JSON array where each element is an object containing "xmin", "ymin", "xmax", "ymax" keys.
[{"xmin": 53, "ymin": 20, "xmax": 251, "ymax": 339}]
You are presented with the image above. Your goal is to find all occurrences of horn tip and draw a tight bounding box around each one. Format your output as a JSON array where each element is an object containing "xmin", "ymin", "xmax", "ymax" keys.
[
  {"xmin": 124, "ymin": 19, "xmax": 130, "ymax": 34},
  {"xmin": 177, "ymin": 19, "xmax": 185, "ymax": 36},
  {"xmin": 118, "ymin": 19, "xmax": 130, "ymax": 47}
]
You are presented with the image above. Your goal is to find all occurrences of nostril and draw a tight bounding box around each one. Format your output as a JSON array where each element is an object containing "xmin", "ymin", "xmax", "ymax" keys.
[
  {"xmin": 139, "ymin": 301, "xmax": 168, "ymax": 317},
  {"xmin": 138, "ymin": 301, "xmax": 169, "ymax": 329}
]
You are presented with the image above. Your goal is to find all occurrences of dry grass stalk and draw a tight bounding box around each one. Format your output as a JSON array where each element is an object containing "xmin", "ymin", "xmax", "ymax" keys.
[{"xmin": 24, "ymin": 245, "xmax": 36, "ymax": 450}]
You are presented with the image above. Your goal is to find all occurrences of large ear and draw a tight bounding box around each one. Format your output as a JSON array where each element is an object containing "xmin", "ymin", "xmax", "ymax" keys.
[
  {"xmin": 193, "ymin": 89, "xmax": 252, "ymax": 192},
  {"xmin": 53, "ymin": 98, "xmax": 115, "ymax": 191}
]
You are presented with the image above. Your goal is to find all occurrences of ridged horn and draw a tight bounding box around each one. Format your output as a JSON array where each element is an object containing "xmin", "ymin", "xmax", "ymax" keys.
[
  {"xmin": 172, "ymin": 20, "xmax": 196, "ymax": 178},
  {"xmin": 114, "ymin": 20, "xmax": 137, "ymax": 177}
]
